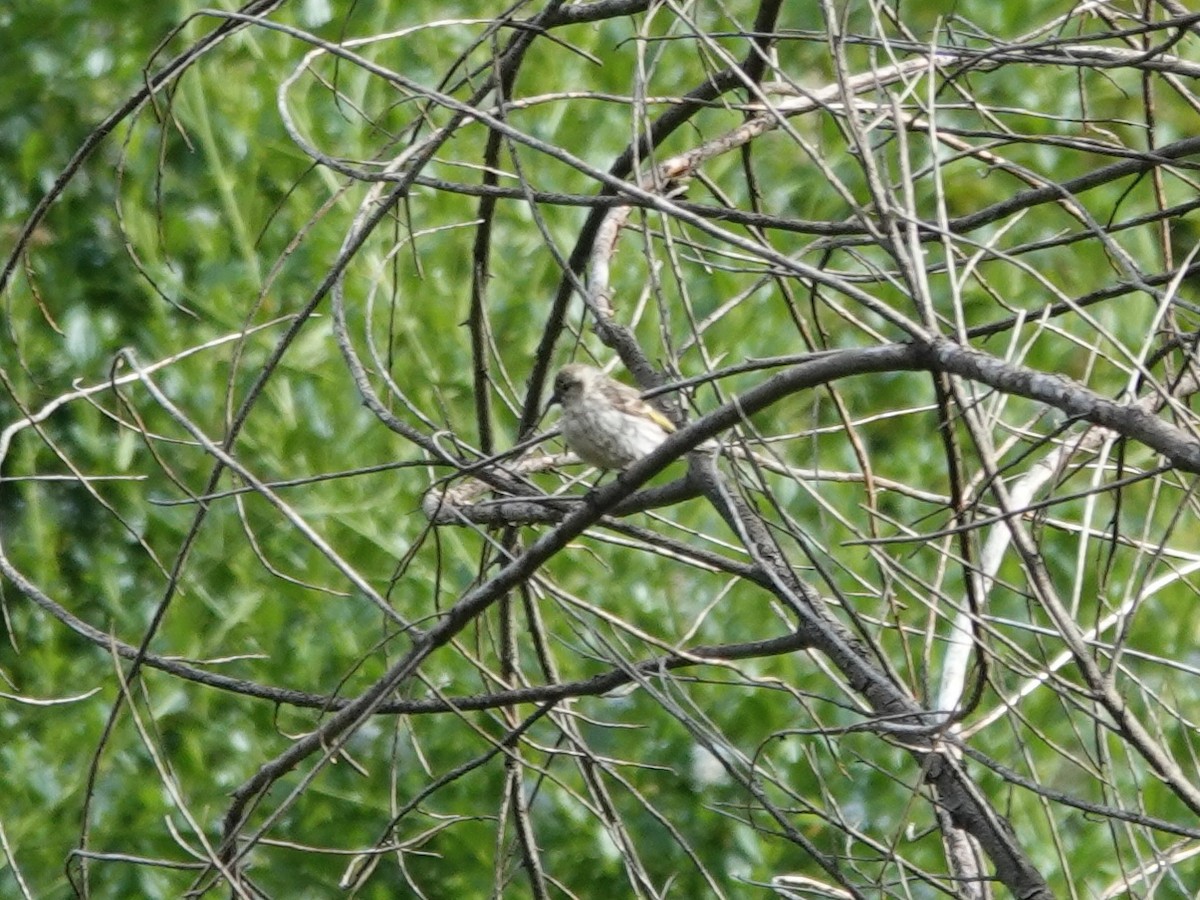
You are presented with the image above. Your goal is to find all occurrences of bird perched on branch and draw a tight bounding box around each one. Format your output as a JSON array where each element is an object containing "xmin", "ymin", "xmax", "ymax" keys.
[{"xmin": 551, "ymin": 363, "xmax": 708, "ymax": 469}]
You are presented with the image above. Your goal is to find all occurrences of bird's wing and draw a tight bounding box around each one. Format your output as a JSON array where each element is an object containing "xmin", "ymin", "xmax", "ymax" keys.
[
  {"xmin": 641, "ymin": 403, "xmax": 677, "ymax": 433},
  {"xmin": 606, "ymin": 380, "xmax": 676, "ymax": 433}
]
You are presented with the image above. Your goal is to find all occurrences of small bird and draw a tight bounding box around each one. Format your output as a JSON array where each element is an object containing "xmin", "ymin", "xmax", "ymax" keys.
[{"xmin": 550, "ymin": 364, "xmax": 680, "ymax": 469}]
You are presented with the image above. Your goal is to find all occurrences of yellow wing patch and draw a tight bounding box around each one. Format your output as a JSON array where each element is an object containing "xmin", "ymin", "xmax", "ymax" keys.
[{"xmin": 643, "ymin": 404, "xmax": 676, "ymax": 433}]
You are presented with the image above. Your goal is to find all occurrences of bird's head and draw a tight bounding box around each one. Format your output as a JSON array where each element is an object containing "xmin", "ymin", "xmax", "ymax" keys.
[{"xmin": 550, "ymin": 364, "xmax": 599, "ymax": 408}]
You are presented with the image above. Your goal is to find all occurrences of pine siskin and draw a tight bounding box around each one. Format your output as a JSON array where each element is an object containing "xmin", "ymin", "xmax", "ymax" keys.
[{"xmin": 550, "ymin": 364, "xmax": 683, "ymax": 469}]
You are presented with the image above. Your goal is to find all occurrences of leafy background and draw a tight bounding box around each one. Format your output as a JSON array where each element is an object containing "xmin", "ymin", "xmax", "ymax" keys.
[{"xmin": 3, "ymin": 1, "xmax": 1200, "ymax": 897}]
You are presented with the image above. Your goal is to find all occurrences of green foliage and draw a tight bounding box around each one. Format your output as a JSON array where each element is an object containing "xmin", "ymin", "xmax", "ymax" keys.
[{"xmin": 3, "ymin": 1, "xmax": 1200, "ymax": 897}]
